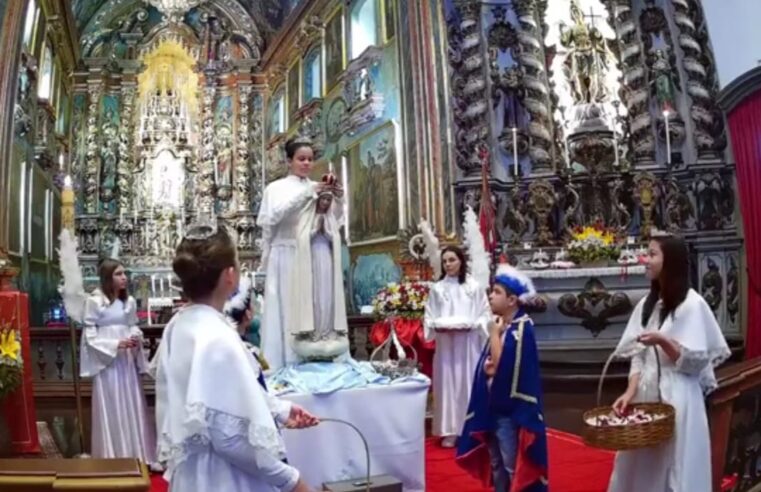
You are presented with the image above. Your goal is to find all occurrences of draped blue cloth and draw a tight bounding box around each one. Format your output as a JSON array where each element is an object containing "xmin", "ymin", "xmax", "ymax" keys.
[
  {"xmin": 266, "ymin": 360, "xmax": 429, "ymax": 395},
  {"xmin": 456, "ymin": 312, "xmax": 548, "ymax": 491}
]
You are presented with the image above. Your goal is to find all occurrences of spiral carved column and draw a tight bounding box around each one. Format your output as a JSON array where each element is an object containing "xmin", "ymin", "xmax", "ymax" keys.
[
  {"xmin": 84, "ymin": 80, "xmax": 103, "ymax": 214},
  {"xmin": 514, "ymin": 0, "xmax": 553, "ymax": 172}
]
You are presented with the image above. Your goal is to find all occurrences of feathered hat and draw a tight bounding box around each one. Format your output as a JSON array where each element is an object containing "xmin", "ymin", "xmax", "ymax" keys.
[
  {"xmin": 493, "ymin": 263, "xmax": 536, "ymax": 301},
  {"xmin": 223, "ymin": 274, "xmax": 253, "ymax": 324}
]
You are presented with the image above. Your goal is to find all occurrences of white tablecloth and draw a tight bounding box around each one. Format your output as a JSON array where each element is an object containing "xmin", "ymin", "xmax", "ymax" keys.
[{"xmin": 281, "ymin": 379, "xmax": 430, "ymax": 491}]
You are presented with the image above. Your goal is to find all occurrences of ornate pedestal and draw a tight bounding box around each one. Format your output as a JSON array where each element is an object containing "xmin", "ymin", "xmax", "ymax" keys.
[{"xmin": 0, "ymin": 291, "xmax": 40, "ymax": 454}]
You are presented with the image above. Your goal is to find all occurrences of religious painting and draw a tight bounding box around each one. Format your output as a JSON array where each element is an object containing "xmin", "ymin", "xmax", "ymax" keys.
[
  {"xmin": 383, "ymin": 0, "xmax": 396, "ymax": 42},
  {"xmin": 325, "ymin": 7, "xmax": 345, "ymax": 91},
  {"xmin": 351, "ymin": 249, "xmax": 401, "ymax": 311},
  {"xmin": 287, "ymin": 60, "xmax": 300, "ymax": 121},
  {"xmin": 347, "ymin": 122, "xmax": 400, "ymax": 245},
  {"xmin": 268, "ymin": 88, "xmax": 285, "ymax": 138}
]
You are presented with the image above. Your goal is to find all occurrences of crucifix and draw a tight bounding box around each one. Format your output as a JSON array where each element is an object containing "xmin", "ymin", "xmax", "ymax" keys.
[{"xmin": 585, "ymin": 6, "xmax": 603, "ymax": 28}]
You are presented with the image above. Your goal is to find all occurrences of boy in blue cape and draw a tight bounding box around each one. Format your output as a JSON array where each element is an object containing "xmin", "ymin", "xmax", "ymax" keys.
[{"xmin": 456, "ymin": 264, "xmax": 548, "ymax": 491}]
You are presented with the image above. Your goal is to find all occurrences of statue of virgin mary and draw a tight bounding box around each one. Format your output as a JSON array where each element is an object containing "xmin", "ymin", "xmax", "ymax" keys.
[{"xmin": 289, "ymin": 190, "xmax": 350, "ymax": 360}]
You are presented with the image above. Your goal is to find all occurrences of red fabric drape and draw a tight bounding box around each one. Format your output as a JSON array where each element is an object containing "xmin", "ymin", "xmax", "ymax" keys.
[{"xmin": 728, "ymin": 92, "xmax": 761, "ymax": 359}]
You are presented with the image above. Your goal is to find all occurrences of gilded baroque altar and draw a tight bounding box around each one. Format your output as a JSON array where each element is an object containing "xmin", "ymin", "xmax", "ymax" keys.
[{"xmin": 68, "ymin": 6, "xmax": 266, "ymax": 299}]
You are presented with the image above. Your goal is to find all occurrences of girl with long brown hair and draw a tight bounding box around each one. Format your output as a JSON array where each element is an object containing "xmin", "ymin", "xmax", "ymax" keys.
[
  {"xmin": 80, "ymin": 258, "xmax": 156, "ymax": 464},
  {"xmin": 608, "ymin": 235, "xmax": 730, "ymax": 492}
]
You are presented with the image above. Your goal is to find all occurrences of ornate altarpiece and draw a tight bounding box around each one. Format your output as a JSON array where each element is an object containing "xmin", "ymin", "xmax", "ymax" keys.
[
  {"xmin": 69, "ymin": 2, "xmax": 268, "ymax": 292},
  {"xmin": 442, "ymin": 0, "xmax": 741, "ymax": 350}
]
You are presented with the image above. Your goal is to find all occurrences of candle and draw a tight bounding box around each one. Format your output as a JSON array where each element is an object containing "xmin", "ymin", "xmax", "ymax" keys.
[
  {"xmin": 119, "ymin": 209, "xmax": 124, "ymax": 223},
  {"xmin": 151, "ymin": 275, "xmax": 156, "ymax": 294},
  {"xmin": 564, "ymin": 137, "xmax": 571, "ymax": 169},
  {"xmin": 613, "ymin": 136, "xmax": 620, "ymax": 167},
  {"xmin": 213, "ymin": 157, "xmax": 219, "ymax": 183},
  {"xmin": 663, "ymin": 110, "xmax": 672, "ymax": 165},
  {"xmin": 329, "ymin": 160, "xmax": 334, "ymax": 175},
  {"xmin": 512, "ymin": 127, "xmax": 519, "ymax": 177}
]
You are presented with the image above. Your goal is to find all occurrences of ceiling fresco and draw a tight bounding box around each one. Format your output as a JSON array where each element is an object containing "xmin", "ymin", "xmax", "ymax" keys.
[{"xmin": 70, "ymin": 0, "xmax": 302, "ymax": 39}]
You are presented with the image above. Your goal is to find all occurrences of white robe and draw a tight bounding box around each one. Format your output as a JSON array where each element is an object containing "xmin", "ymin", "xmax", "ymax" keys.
[
  {"xmin": 608, "ymin": 289, "xmax": 731, "ymax": 492},
  {"xmin": 153, "ymin": 304, "xmax": 299, "ymax": 492},
  {"xmin": 80, "ymin": 291, "xmax": 156, "ymax": 463},
  {"xmin": 424, "ymin": 276, "xmax": 491, "ymax": 437},
  {"xmin": 257, "ymin": 175, "xmax": 344, "ymax": 370}
]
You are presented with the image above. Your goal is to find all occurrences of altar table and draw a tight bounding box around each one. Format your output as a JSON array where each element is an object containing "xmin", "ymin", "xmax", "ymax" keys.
[{"xmin": 281, "ymin": 379, "xmax": 430, "ymax": 492}]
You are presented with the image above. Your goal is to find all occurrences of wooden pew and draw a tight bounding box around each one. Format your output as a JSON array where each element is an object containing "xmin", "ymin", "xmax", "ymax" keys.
[{"xmin": 0, "ymin": 458, "xmax": 149, "ymax": 492}]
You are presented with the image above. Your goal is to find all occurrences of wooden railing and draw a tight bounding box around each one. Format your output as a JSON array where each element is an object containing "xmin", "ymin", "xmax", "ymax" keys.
[
  {"xmin": 29, "ymin": 315, "xmax": 377, "ymax": 396},
  {"xmin": 709, "ymin": 357, "xmax": 761, "ymax": 492}
]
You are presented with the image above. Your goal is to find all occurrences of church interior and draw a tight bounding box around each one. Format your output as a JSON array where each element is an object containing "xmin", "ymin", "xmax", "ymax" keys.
[{"xmin": 0, "ymin": 0, "xmax": 760, "ymax": 490}]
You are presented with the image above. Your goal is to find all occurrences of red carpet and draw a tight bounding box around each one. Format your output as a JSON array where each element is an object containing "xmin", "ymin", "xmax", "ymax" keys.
[{"xmin": 150, "ymin": 429, "xmax": 614, "ymax": 491}]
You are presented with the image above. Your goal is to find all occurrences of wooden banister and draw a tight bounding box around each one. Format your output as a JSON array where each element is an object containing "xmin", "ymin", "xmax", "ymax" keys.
[{"xmin": 708, "ymin": 357, "xmax": 761, "ymax": 491}]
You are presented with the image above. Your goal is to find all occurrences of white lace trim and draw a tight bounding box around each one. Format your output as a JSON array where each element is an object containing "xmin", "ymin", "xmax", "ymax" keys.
[{"xmin": 157, "ymin": 403, "xmax": 286, "ymax": 472}]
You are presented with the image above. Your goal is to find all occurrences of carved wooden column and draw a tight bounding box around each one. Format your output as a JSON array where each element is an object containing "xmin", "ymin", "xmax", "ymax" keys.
[
  {"xmin": 0, "ymin": 1, "xmax": 27, "ymax": 253},
  {"xmin": 513, "ymin": 0, "xmax": 553, "ymax": 174},
  {"xmin": 671, "ymin": 0, "xmax": 726, "ymax": 162},
  {"xmin": 84, "ymin": 76, "xmax": 104, "ymax": 214},
  {"xmin": 117, "ymin": 82, "xmax": 136, "ymax": 215},
  {"xmin": 605, "ymin": 0, "xmax": 655, "ymax": 165},
  {"xmin": 198, "ymin": 71, "xmax": 217, "ymax": 218},
  {"xmin": 235, "ymin": 81, "xmax": 253, "ymax": 213}
]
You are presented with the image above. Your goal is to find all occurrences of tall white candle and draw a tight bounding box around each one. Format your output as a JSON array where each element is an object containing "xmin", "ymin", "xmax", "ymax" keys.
[
  {"xmin": 663, "ymin": 110, "xmax": 672, "ymax": 165},
  {"xmin": 151, "ymin": 274, "xmax": 156, "ymax": 294},
  {"xmin": 512, "ymin": 127, "xmax": 519, "ymax": 177},
  {"xmin": 613, "ymin": 136, "xmax": 620, "ymax": 167},
  {"xmin": 214, "ymin": 156, "xmax": 219, "ymax": 183},
  {"xmin": 119, "ymin": 209, "xmax": 124, "ymax": 223},
  {"xmin": 564, "ymin": 137, "xmax": 571, "ymax": 169}
]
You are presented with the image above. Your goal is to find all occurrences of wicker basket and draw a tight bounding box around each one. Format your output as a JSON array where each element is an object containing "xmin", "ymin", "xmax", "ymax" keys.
[{"xmin": 582, "ymin": 349, "xmax": 675, "ymax": 451}]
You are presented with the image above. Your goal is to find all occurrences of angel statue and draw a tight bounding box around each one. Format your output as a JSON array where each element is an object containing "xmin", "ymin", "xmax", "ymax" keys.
[
  {"xmin": 560, "ymin": 0, "xmax": 612, "ymax": 105},
  {"xmin": 58, "ymin": 230, "xmax": 158, "ymax": 468}
]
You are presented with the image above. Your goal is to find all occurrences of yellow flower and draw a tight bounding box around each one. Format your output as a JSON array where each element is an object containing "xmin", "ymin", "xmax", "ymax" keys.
[{"xmin": 0, "ymin": 328, "xmax": 20, "ymax": 361}]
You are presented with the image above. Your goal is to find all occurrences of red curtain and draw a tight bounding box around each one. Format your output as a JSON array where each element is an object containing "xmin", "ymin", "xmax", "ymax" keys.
[{"xmin": 728, "ymin": 91, "xmax": 761, "ymax": 359}]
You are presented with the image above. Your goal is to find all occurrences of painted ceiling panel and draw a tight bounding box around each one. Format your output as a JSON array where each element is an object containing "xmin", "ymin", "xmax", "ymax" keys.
[{"xmin": 71, "ymin": 0, "xmax": 301, "ymax": 37}]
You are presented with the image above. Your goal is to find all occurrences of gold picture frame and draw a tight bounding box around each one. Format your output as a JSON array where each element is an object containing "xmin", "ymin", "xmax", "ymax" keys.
[
  {"xmin": 324, "ymin": 6, "xmax": 345, "ymax": 94},
  {"xmin": 346, "ymin": 121, "xmax": 403, "ymax": 246}
]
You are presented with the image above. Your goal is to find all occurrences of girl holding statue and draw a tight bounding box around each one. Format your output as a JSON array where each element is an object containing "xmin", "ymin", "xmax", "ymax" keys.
[{"xmin": 257, "ymin": 136, "xmax": 348, "ymax": 370}]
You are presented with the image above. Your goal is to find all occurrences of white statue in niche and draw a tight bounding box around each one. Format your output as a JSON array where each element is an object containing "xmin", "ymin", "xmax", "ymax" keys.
[{"xmin": 149, "ymin": 149, "xmax": 185, "ymax": 210}]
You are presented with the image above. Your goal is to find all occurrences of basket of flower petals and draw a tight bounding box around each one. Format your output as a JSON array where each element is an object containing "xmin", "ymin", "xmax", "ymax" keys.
[{"xmin": 582, "ymin": 352, "xmax": 675, "ymax": 450}]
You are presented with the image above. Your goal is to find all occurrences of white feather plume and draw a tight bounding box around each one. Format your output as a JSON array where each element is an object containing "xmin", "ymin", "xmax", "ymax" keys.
[
  {"xmin": 495, "ymin": 263, "xmax": 536, "ymax": 300},
  {"xmin": 224, "ymin": 274, "xmax": 253, "ymax": 316},
  {"xmin": 419, "ymin": 220, "xmax": 441, "ymax": 279},
  {"xmin": 463, "ymin": 206, "xmax": 491, "ymax": 290},
  {"xmin": 58, "ymin": 230, "xmax": 88, "ymax": 323}
]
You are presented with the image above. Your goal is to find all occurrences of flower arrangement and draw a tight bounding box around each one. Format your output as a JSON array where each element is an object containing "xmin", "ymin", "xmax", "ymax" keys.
[
  {"xmin": 372, "ymin": 281, "xmax": 430, "ymax": 319},
  {"xmin": 567, "ymin": 222, "xmax": 622, "ymax": 266},
  {"xmin": 0, "ymin": 320, "xmax": 22, "ymax": 400}
]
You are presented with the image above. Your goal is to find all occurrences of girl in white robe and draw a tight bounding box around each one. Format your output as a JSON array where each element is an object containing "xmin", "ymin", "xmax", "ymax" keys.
[
  {"xmin": 155, "ymin": 226, "xmax": 318, "ymax": 492},
  {"xmin": 608, "ymin": 235, "xmax": 731, "ymax": 492},
  {"xmin": 424, "ymin": 246, "xmax": 491, "ymax": 448},
  {"xmin": 257, "ymin": 138, "xmax": 343, "ymax": 370},
  {"xmin": 80, "ymin": 259, "xmax": 156, "ymax": 464}
]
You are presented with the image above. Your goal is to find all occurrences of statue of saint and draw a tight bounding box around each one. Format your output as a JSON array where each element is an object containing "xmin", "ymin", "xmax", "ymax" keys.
[
  {"xmin": 559, "ymin": 1, "xmax": 611, "ymax": 105},
  {"xmin": 649, "ymin": 49, "xmax": 679, "ymax": 113}
]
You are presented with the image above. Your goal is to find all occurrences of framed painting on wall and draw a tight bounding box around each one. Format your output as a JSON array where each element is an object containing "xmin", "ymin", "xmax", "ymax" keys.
[
  {"xmin": 325, "ymin": 7, "xmax": 345, "ymax": 92},
  {"xmin": 349, "ymin": 239, "xmax": 402, "ymax": 311},
  {"xmin": 287, "ymin": 60, "xmax": 300, "ymax": 121},
  {"xmin": 347, "ymin": 121, "xmax": 401, "ymax": 245}
]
